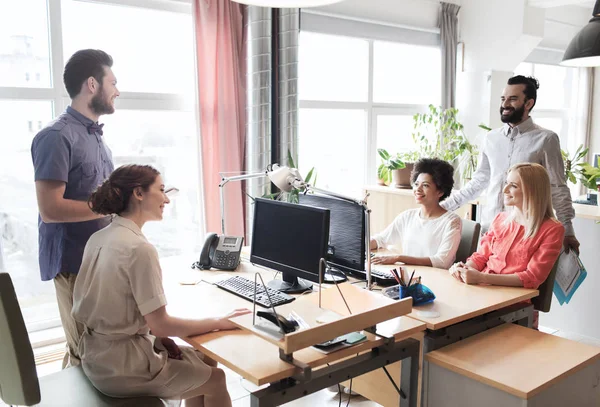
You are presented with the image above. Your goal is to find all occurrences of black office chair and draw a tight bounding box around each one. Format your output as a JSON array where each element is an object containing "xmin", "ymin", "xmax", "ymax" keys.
[
  {"xmin": 455, "ymin": 218, "xmax": 481, "ymax": 264},
  {"xmin": 0, "ymin": 272, "xmax": 169, "ymax": 407},
  {"xmin": 532, "ymin": 259, "xmax": 559, "ymax": 313}
]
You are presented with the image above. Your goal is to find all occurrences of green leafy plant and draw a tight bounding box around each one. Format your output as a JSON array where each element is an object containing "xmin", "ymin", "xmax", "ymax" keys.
[
  {"xmin": 377, "ymin": 148, "xmax": 406, "ymax": 184},
  {"xmin": 412, "ymin": 105, "xmax": 466, "ymax": 163},
  {"xmin": 411, "ymin": 105, "xmax": 479, "ymax": 182},
  {"xmin": 561, "ymin": 145, "xmax": 589, "ymax": 185},
  {"xmin": 398, "ymin": 150, "xmax": 420, "ymax": 164},
  {"xmin": 577, "ymin": 163, "xmax": 600, "ymax": 191}
]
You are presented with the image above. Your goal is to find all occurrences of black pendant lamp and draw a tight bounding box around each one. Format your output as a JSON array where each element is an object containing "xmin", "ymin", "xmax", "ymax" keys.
[{"xmin": 561, "ymin": 0, "xmax": 600, "ymax": 67}]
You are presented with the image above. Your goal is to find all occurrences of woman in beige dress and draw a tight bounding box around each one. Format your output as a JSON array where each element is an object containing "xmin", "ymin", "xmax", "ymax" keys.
[{"xmin": 72, "ymin": 164, "xmax": 250, "ymax": 407}]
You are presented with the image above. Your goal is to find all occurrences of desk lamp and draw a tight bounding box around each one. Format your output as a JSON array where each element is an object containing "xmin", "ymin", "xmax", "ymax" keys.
[
  {"xmin": 267, "ymin": 165, "xmax": 374, "ymax": 289},
  {"xmin": 219, "ymin": 167, "xmax": 272, "ymax": 235}
]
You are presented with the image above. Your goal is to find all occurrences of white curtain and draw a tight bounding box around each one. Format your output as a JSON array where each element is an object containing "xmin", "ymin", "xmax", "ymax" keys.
[
  {"xmin": 567, "ymin": 67, "xmax": 593, "ymax": 197},
  {"xmin": 439, "ymin": 2, "xmax": 461, "ymax": 109}
]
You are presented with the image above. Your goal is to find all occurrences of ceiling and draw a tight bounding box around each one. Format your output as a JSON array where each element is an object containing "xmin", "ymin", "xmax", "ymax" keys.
[{"xmin": 527, "ymin": 0, "xmax": 595, "ymax": 8}]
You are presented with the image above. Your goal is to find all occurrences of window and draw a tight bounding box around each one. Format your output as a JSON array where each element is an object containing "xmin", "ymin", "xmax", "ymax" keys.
[
  {"xmin": 0, "ymin": 0, "xmax": 51, "ymax": 88},
  {"xmin": 0, "ymin": 0, "xmax": 199, "ymax": 337},
  {"xmin": 373, "ymin": 42, "xmax": 441, "ymax": 105},
  {"xmin": 514, "ymin": 62, "xmax": 575, "ymax": 150},
  {"xmin": 299, "ymin": 32, "xmax": 369, "ymax": 102},
  {"xmin": 0, "ymin": 100, "xmax": 55, "ymax": 330},
  {"xmin": 298, "ymin": 109, "xmax": 367, "ymax": 196},
  {"xmin": 299, "ymin": 31, "xmax": 441, "ymax": 192},
  {"xmin": 375, "ymin": 114, "xmax": 418, "ymax": 157},
  {"xmin": 61, "ymin": 1, "xmax": 195, "ymax": 95}
]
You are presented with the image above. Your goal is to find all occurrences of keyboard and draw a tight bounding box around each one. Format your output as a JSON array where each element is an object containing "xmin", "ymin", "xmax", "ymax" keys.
[
  {"xmin": 215, "ymin": 275, "xmax": 295, "ymax": 308},
  {"xmin": 348, "ymin": 268, "xmax": 397, "ymax": 286}
]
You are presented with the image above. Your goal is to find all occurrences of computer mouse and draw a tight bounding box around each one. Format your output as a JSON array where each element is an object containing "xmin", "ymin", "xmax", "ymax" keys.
[{"xmin": 256, "ymin": 310, "xmax": 299, "ymax": 334}]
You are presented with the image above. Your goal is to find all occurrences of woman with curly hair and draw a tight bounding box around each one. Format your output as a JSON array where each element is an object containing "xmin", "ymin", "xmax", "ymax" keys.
[
  {"xmin": 370, "ymin": 158, "xmax": 462, "ymax": 270},
  {"xmin": 72, "ymin": 164, "xmax": 249, "ymax": 407}
]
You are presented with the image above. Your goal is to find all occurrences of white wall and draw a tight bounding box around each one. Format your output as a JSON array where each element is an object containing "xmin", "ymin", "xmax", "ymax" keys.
[
  {"xmin": 590, "ymin": 68, "xmax": 600, "ymax": 157},
  {"xmin": 315, "ymin": 0, "xmax": 455, "ymax": 31}
]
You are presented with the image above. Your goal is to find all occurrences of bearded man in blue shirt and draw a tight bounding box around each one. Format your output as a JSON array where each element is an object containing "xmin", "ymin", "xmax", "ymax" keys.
[{"xmin": 31, "ymin": 49, "xmax": 119, "ymax": 368}]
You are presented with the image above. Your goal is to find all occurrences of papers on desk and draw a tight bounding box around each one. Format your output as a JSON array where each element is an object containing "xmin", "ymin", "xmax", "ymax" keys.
[{"xmin": 553, "ymin": 249, "xmax": 587, "ymax": 305}]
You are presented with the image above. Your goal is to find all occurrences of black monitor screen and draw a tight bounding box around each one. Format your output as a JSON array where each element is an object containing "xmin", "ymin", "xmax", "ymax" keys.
[
  {"xmin": 299, "ymin": 194, "xmax": 365, "ymax": 273},
  {"xmin": 250, "ymin": 198, "xmax": 330, "ymax": 292}
]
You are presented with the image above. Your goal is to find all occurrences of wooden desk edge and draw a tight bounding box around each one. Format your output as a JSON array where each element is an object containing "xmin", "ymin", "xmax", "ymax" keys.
[
  {"xmin": 410, "ymin": 289, "xmax": 539, "ymax": 330},
  {"xmin": 426, "ymin": 351, "xmax": 600, "ymax": 399}
]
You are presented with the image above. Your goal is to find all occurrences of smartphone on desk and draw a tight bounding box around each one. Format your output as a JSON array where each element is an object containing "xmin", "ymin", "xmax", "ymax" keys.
[{"xmin": 197, "ymin": 233, "xmax": 243, "ymax": 270}]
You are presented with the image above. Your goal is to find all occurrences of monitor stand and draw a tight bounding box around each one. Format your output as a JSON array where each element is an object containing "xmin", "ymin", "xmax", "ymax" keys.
[
  {"xmin": 268, "ymin": 275, "xmax": 313, "ymax": 294},
  {"xmin": 323, "ymin": 265, "xmax": 348, "ymax": 284}
]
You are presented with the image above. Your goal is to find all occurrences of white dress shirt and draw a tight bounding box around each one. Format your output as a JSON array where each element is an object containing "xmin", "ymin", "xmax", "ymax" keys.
[
  {"xmin": 373, "ymin": 208, "xmax": 462, "ymax": 270},
  {"xmin": 441, "ymin": 117, "xmax": 575, "ymax": 236}
]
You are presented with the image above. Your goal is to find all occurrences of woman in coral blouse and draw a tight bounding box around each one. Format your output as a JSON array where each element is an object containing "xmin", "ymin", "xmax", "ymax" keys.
[{"xmin": 449, "ymin": 163, "xmax": 564, "ymax": 326}]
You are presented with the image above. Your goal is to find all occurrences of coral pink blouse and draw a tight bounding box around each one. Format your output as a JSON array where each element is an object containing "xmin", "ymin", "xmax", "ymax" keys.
[{"xmin": 467, "ymin": 212, "xmax": 564, "ymax": 289}]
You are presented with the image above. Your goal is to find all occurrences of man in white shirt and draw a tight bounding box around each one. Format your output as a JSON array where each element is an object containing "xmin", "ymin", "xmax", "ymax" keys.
[{"xmin": 441, "ymin": 75, "xmax": 580, "ymax": 254}]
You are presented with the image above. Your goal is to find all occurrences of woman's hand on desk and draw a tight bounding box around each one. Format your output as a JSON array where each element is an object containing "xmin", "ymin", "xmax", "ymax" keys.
[
  {"xmin": 449, "ymin": 262, "xmax": 482, "ymax": 284},
  {"xmin": 372, "ymin": 255, "xmax": 400, "ymax": 265},
  {"xmin": 217, "ymin": 308, "xmax": 252, "ymax": 331}
]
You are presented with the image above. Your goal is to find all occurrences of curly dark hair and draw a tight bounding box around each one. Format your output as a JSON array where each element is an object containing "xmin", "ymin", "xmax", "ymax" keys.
[
  {"xmin": 410, "ymin": 158, "xmax": 455, "ymax": 201},
  {"xmin": 63, "ymin": 49, "xmax": 113, "ymax": 99},
  {"xmin": 507, "ymin": 75, "xmax": 539, "ymax": 110},
  {"xmin": 88, "ymin": 165, "xmax": 160, "ymax": 215}
]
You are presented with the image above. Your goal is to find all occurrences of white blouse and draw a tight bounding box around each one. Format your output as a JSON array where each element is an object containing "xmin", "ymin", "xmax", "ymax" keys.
[{"xmin": 373, "ymin": 208, "xmax": 462, "ymax": 270}]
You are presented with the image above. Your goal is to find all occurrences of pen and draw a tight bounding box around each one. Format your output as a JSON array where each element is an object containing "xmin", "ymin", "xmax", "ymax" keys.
[
  {"xmin": 390, "ymin": 268, "xmax": 402, "ymax": 285},
  {"xmin": 407, "ymin": 270, "xmax": 415, "ymax": 287},
  {"xmin": 396, "ymin": 268, "xmax": 407, "ymax": 286}
]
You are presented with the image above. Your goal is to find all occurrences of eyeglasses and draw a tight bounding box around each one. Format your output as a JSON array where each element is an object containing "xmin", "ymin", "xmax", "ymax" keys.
[{"xmin": 165, "ymin": 187, "xmax": 180, "ymax": 197}]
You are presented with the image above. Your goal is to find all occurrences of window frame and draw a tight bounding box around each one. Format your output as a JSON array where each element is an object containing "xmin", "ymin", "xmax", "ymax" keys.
[
  {"xmin": 299, "ymin": 30, "xmax": 437, "ymax": 186},
  {"xmin": 0, "ymin": 0, "xmax": 197, "ymax": 338}
]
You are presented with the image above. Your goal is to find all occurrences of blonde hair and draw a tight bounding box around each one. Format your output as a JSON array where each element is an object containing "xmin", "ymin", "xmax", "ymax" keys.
[{"xmin": 505, "ymin": 163, "xmax": 557, "ymax": 238}]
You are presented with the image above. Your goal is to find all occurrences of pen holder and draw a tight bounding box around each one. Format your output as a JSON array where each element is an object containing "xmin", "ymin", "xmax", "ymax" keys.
[{"xmin": 382, "ymin": 283, "xmax": 436, "ymax": 306}]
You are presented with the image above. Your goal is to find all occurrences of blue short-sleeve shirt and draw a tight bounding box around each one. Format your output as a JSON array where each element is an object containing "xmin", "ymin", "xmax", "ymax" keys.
[{"xmin": 31, "ymin": 106, "xmax": 114, "ymax": 281}]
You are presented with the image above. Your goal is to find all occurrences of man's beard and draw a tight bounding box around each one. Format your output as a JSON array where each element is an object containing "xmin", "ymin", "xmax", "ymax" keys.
[
  {"xmin": 500, "ymin": 104, "xmax": 525, "ymax": 124},
  {"xmin": 90, "ymin": 86, "xmax": 114, "ymax": 115}
]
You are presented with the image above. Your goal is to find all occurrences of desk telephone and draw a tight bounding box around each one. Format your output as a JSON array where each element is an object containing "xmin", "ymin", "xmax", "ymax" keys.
[{"xmin": 197, "ymin": 233, "xmax": 244, "ymax": 270}]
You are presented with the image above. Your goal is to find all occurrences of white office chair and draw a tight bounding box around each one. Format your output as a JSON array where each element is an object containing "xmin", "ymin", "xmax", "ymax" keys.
[
  {"xmin": 455, "ymin": 218, "xmax": 481, "ymax": 264},
  {"xmin": 0, "ymin": 272, "xmax": 169, "ymax": 407}
]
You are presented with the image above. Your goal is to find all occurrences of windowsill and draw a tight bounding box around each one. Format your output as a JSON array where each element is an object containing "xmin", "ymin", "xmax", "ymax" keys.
[{"xmin": 29, "ymin": 326, "xmax": 65, "ymax": 349}]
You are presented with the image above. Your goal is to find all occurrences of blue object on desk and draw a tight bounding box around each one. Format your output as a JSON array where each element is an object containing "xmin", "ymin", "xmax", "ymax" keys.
[{"xmin": 382, "ymin": 283, "xmax": 436, "ymax": 306}]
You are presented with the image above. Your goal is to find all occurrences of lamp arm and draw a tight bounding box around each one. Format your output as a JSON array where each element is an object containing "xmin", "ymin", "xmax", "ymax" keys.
[
  {"xmin": 219, "ymin": 171, "xmax": 268, "ymax": 187},
  {"xmin": 219, "ymin": 170, "xmax": 269, "ymax": 234},
  {"xmin": 301, "ymin": 184, "xmax": 366, "ymax": 206}
]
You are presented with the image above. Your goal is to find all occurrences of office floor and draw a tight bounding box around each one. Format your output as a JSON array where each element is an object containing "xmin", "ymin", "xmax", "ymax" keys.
[
  {"xmin": 1, "ymin": 357, "xmax": 379, "ymax": 407},
  {"xmin": 5, "ymin": 326, "xmax": 600, "ymax": 407}
]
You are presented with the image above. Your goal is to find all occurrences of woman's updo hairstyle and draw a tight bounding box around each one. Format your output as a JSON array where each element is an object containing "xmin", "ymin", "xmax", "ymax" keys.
[{"xmin": 89, "ymin": 164, "xmax": 160, "ymax": 215}]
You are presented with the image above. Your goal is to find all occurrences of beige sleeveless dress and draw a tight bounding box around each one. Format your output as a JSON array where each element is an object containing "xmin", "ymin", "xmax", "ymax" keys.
[{"xmin": 72, "ymin": 216, "xmax": 211, "ymax": 398}]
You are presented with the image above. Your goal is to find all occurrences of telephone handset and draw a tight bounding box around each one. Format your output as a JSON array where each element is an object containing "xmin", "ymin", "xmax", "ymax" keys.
[{"xmin": 197, "ymin": 233, "xmax": 244, "ymax": 270}]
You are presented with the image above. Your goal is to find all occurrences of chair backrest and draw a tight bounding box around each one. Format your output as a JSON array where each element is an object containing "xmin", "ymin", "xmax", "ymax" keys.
[
  {"xmin": 532, "ymin": 259, "xmax": 559, "ymax": 313},
  {"xmin": 0, "ymin": 273, "xmax": 41, "ymax": 405},
  {"xmin": 455, "ymin": 218, "xmax": 481, "ymax": 264}
]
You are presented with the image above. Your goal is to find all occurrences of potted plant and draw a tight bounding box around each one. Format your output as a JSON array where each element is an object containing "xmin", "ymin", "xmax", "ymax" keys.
[
  {"xmin": 394, "ymin": 150, "xmax": 419, "ymax": 188},
  {"xmin": 377, "ymin": 148, "xmax": 406, "ymax": 188},
  {"xmin": 411, "ymin": 105, "xmax": 479, "ymax": 185},
  {"xmin": 562, "ymin": 144, "xmax": 600, "ymax": 205}
]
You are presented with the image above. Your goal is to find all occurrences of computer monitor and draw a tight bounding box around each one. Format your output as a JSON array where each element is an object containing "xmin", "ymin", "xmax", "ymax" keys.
[
  {"xmin": 250, "ymin": 198, "xmax": 330, "ymax": 293},
  {"xmin": 298, "ymin": 194, "xmax": 365, "ymax": 280}
]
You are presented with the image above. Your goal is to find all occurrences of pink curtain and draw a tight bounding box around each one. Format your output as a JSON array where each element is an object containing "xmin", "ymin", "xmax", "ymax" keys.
[{"xmin": 194, "ymin": 0, "xmax": 246, "ymax": 236}]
